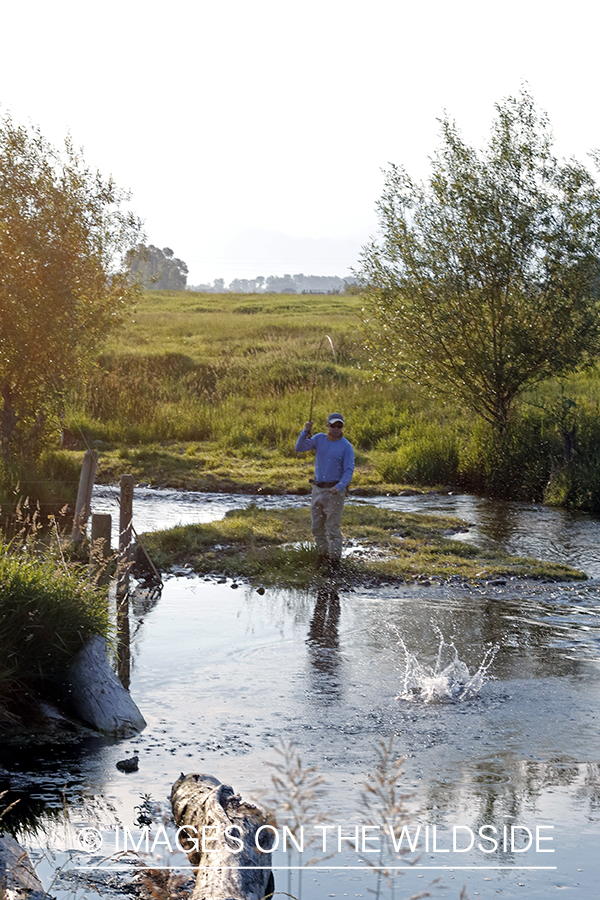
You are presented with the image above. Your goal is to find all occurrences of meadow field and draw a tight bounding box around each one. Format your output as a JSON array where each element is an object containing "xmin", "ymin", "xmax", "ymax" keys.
[
  {"xmin": 11, "ymin": 289, "xmax": 600, "ymax": 512},
  {"xmin": 65, "ymin": 289, "xmax": 449, "ymax": 495}
]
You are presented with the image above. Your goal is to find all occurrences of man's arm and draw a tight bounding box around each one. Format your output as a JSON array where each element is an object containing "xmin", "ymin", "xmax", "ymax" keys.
[{"xmin": 295, "ymin": 422, "xmax": 315, "ymax": 453}]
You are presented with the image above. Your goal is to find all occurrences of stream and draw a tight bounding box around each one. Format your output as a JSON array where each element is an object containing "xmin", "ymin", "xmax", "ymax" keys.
[{"xmin": 2, "ymin": 487, "xmax": 600, "ymax": 900}]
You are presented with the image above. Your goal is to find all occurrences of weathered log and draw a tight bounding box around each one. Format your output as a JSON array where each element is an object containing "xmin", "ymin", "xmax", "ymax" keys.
[
  {"xmin": 64, "ymin": 635, "xmax": 146, "ymax": 736},
  {"xmin": 0, "ymin": 833, "xmax": 46, "ymax": 900},
  {"xmin": 171, "ymin": 773, "xmax": 274, "ymax": 900}
]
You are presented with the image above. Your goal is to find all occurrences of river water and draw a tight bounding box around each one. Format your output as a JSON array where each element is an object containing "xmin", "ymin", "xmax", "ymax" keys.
[{"xmin": 3, "ymin": 488, "xmax": 600, "ymax": 900}]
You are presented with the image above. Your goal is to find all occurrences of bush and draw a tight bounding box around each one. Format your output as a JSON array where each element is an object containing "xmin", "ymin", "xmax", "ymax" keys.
[
  {"xmin": 459, "ymin": 414, "xmax": 562, "ymax": 501},
  {"xmin": 543, "ymin": 405, "xmax": 600, "ymax": 510},
  {"xmin": 0, "ymin": 450, "xmax": 82, "ymax": 520}
]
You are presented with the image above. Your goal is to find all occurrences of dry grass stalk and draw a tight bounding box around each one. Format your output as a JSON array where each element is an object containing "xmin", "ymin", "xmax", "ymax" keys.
[{"xmin": 359, "ymin": 737, "xmax": 436, "ymax": 900}]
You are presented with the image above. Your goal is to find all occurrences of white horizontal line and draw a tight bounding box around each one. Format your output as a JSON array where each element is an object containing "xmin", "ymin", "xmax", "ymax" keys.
[{"xmin": 74, "ymin": 865, "xmax": 557, "ymax": 872}]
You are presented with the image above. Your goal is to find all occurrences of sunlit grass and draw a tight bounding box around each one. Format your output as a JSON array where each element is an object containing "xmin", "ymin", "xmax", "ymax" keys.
[
  {"xmin": 140, "ymin": 504, "xmax": 584, "ymax": 589},
  {"xmin": 51, "ymin": 289, "xmax": 600, "ymax": 510}
]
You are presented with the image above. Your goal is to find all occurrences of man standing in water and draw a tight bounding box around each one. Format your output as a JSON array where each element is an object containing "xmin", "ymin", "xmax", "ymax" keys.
[{"xmin": 295, "ymin": 413, "xmax": 355, "ymax": 573}]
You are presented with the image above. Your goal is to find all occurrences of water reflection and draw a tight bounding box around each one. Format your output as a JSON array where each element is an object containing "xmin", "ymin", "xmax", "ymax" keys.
[
  {"xmin": 2, "ymin": 571, "xmax": 600, "ymax": 900},
  {"xmin": 0, "ymin": 733, "xmax": 114, "ymax": 840},
  {"xmin": 116, "ymin": 593, "xmax": 130, "ymax": 690},
  {"xmin": 306, "ymin": 588, "xmax": 342, "ymax": 703},
  {"xmin": 422, "ymin": 752, "xmax": 600, "ymax": 837},
  {"xmin": 14, "ymin": 482, "xmax": 600, "ymax": 898},
  {"xmin": 307, "ymin": 588, "xmax": 340, "ymax": 654}
]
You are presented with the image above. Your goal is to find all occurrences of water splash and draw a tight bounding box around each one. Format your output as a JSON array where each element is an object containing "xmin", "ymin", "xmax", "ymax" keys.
[{"xmin": 395, "ymin": 628, "xmax": 498, "ymax": 703}]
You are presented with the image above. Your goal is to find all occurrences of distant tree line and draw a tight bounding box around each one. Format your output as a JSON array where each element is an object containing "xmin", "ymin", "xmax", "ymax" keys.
[
  {"xmin": 127, "ymin": 249, "xmax": 358, "ymax": 295},
  {"xmin": 128, "ymin": 244, "xmax": 189, "ymax": 290},
  {"xmin": 188, "ymin": 273, "xmax": 359, "ymax": 294}
]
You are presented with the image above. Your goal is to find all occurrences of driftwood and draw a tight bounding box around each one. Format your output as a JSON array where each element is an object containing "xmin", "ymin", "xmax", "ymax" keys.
[
  {"xmin": 171, "ymin": 774, "xmax": 274, "ymax": 900},
  {"xmin": 64, "ymin": 635, "xmax": 146, "ymax": 736},
  {"xmin": 0, "ymin": 833, "xmax": 46, "ymax": 900}
]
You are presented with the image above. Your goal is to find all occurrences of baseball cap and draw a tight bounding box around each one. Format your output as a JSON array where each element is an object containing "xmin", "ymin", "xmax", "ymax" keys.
[{"xmin": 327, "ymin": 413, "xmax": 344, "ymax": 425}]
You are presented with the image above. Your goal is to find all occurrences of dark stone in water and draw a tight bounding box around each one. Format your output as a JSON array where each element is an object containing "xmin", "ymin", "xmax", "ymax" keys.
[{"xmin": 116, "ymin": 755, "xmax": 139, "ymax": 773}]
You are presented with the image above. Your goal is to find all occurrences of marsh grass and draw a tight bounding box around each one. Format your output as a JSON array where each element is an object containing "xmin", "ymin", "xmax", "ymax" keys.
[
  {"xmin": 259, "ymin": 739, "xmax": 444, "ymax": 900},
  {"xmin": 139, "ymin": 503, "xmax": 583, "ymax": 587},
  {"xmin": 259, "ymin": 740, "xmax": 330, "ymax": 900},
  {"xmin": 0, "ymin": 452, "xmax": 82, "ymax": 525},
  {"xmin": 7, "ymin": 288, "xmax": 600, "ymax": 510},
  {"xmin": 59, "ymin": 290, "xmax": 464, "ymax": 496}
]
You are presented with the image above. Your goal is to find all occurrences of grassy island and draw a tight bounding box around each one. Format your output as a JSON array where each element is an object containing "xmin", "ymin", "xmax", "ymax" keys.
[{"xmin": 140, "ymin": 504, "xmax": 584, "ymax": 590}]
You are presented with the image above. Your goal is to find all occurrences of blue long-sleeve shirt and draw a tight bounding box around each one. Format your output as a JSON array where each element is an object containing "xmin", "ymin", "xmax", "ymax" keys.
[{"xmin": 295, "ymin": 429, "xmax": 355, "ymax": 490}]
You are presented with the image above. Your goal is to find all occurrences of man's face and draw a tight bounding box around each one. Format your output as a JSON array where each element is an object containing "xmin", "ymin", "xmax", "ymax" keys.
[{"xmin": 327, "ymin": 420, "xmax": 343, "ymax": 440}]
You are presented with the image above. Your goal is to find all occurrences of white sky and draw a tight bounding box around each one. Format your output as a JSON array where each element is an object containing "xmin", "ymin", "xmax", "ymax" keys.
[{"xmin": 2, "ymin": 0, "xmax": 599, "ymax": 285}]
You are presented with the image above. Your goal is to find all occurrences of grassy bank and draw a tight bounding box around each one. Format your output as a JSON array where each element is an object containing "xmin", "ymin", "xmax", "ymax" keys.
[
  {"xmin": 5, "ymin": 289, "xmax": 600, "ymax": 511},
  {"xmin": 0, "ymin": 542, "xmax": 110, "ymax": 726},
  {"xmin": 140, "ymin": 504, "xmax": 584, "ymax": 590}
]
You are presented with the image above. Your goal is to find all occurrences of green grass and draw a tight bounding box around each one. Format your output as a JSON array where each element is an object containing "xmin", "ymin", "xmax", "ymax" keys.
[
  {"xmin": 140, "ymin": 503, "xmax": 584, "ymax": 590},
  {"xmin": 0, "ymin": 542, "xmax": 110, "ymax": 725},
  {"xmin": 7, "ymin": 288, "xmax": 600, "ymax": 511},
  {"xmin": 58, "ymin": 290, "xmax": 468, "ymax": 496}
]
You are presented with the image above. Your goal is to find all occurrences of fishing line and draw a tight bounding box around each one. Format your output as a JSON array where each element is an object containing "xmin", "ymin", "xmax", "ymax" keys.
[{"xmin": 308, "ymin": 334, "xmax": 336, "ymax": 425}]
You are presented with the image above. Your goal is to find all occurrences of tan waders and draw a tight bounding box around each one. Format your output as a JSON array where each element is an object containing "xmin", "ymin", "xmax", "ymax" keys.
[{"xmin": 310, "ymin": 484, "xmax": 345, "ymax": 567}]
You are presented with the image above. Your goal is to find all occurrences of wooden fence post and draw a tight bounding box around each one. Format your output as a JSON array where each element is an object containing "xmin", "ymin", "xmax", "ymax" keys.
[
  {"xmin": 116, "ymin": 475, "xmax": 134, "ymax": 689},
  {"xmin": 116, "ymin": 475, "xmax": 134, "ymax": 600},
  {"xmin": 72, "ymin": 450, "xmax": 98, "ymax": 543},
  {"xmin": 90, "ymin": 513, "xmax": 112, "ymax": 585}
]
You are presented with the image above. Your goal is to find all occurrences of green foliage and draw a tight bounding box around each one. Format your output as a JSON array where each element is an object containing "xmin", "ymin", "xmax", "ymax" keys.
[
  {"xmin": 459, "ymin": 414, "xmax": 560, "ymax": 500},
  {"xmin": 0, "ymin": 450, "xmax": 82, "ymax": 521},
  {"xmin": 49, "ymin": 287, "xmax": 600, "ymax": 513},
  {"xmin": 0, "ymin": 113, "xmax": 142, "ymax": 465},
  {"xmin": 542, "ymin": 404, "xmax": 600, "ymax": 510},
  {"xmin": 0, "ymin": 542, "xmax": 110, "ymax": 722},
  {"xmin": 360, "ymin": 88, "xmax": 600, "ymax": 430}
]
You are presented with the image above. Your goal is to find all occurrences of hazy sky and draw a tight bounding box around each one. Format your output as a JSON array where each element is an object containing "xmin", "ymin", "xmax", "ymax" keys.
[{"xmin": 2, "ymin": 0, "xmax": 599, "ymax": 284}]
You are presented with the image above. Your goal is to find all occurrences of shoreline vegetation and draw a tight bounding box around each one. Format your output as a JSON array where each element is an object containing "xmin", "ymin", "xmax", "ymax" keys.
[
  {"xmin": 0, "ymin": 540, "xmax": 109, "ymax": 727},
  {"xmin": 7, "ymin": 288, "xmax": 600, "ymax": 513},
  {"xmin": 139, "ymin": 504, "xmax": 585, "ymax": 590},
  {"xmin": 4, "ymin": 288, "xmax": 600, "ymax": 513}
]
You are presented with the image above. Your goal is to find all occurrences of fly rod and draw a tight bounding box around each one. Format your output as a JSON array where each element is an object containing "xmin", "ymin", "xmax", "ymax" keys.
[{"xmin": 308, "ymin": 334, "xmax": 336, "ymax": 425}]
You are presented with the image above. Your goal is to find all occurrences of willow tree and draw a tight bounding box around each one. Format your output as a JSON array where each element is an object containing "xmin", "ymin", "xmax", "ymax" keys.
[
  {"xmin": 0, "ymin": 115, "xmax": 143, "ymax": 462},
  {"xmin": 360, "ymin": 90, "xmax": 600, "ymax": 431}
]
